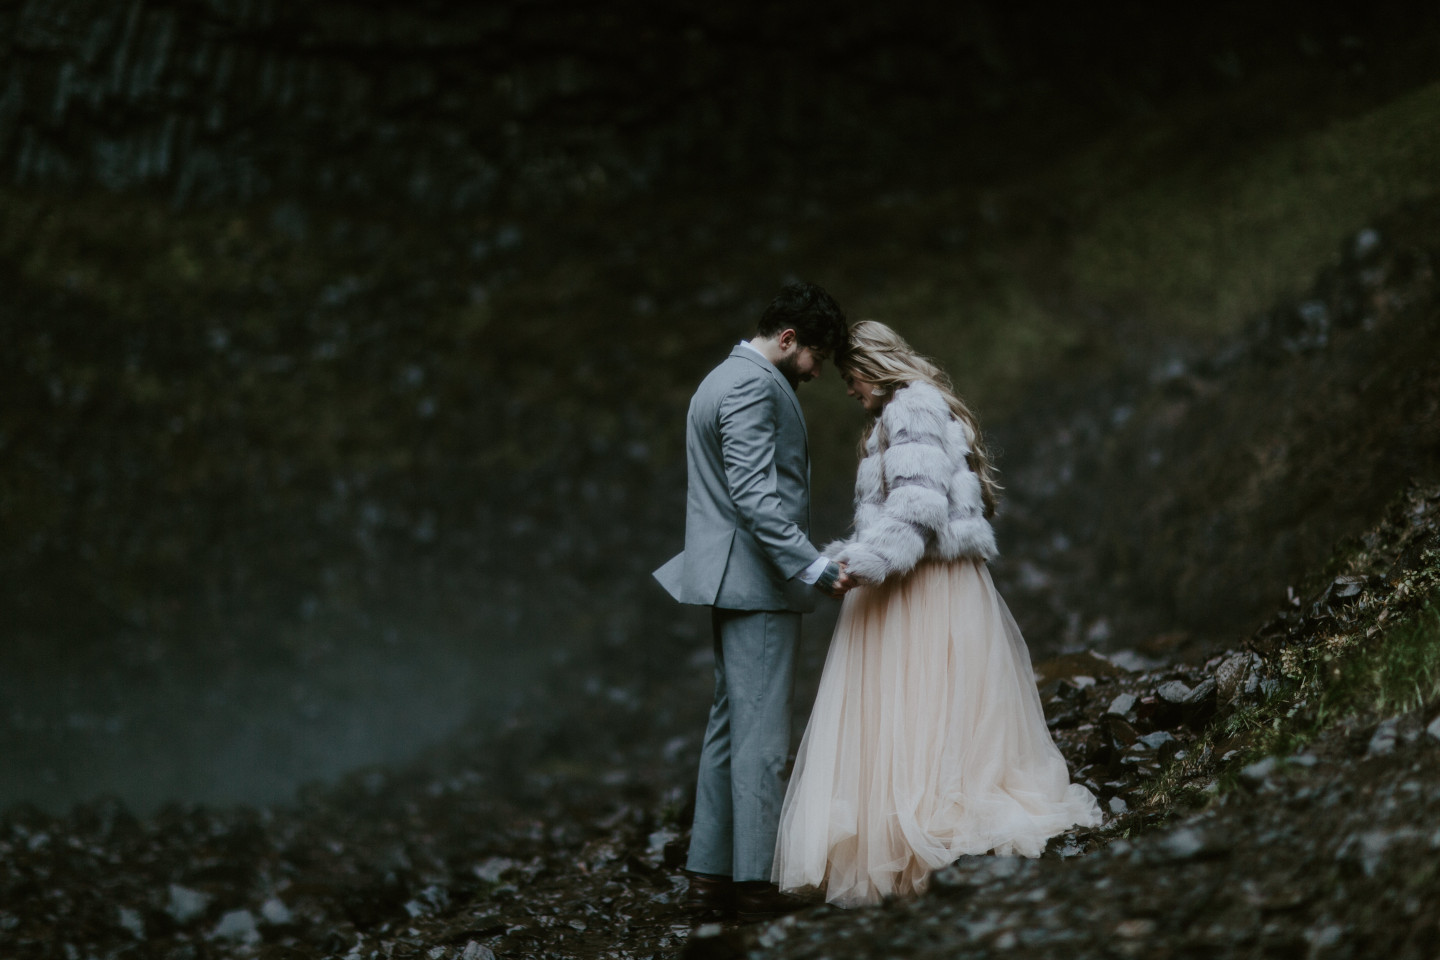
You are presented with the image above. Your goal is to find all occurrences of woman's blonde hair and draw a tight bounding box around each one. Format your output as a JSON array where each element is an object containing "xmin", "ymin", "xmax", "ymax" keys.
[{"xmin": 841, "ymin": 320, "xmax": 1001, "ymax": 518}]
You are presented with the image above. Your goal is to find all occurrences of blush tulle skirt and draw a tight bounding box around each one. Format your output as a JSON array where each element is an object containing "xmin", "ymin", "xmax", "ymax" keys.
[{"xmin": 772, "ymin": 558, "xmax": 1101, "ymax": 906}]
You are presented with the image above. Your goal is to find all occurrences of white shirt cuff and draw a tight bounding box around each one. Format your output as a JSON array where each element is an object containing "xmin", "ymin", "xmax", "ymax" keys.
[{"xmin": 795, "ymin": 555, "xmax": 832, "ymax": 585}]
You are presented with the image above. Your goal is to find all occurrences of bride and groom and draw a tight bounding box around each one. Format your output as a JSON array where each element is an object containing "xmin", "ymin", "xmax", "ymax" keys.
[{"xmin": 653, "ymin": 281, "xmax": 1100, "ymax": 921}]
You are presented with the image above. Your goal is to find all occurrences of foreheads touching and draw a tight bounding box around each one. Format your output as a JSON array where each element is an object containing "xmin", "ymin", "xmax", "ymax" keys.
[
  {"xmin": 754, "ymin": 281, "xmax": 849, "ymax": 386},
  {"xmin": 835, "ymin": 320, "xmax": 916, "ymax": 410}
]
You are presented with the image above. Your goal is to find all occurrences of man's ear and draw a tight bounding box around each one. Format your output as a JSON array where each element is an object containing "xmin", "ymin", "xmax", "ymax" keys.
[{"xmin": 778, "ymin": 329, "xmax": 798, "ymax": 350}]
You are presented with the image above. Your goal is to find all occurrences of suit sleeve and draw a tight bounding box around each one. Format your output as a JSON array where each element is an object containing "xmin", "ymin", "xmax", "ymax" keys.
[{"xmin": 717, "ymin": 376, "xmax": 821, "ymax": 580}]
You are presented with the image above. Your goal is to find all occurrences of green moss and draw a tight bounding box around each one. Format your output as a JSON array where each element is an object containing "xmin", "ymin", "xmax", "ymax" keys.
[
  {"xmin": 1319, "ymin": 588, "xmax": 1440, "ymax": 722},
  {"xmin": 1069, "ymin": 82, "xmax": 1440, "ymax": 333},
  {"xmin": 1143, "ymin": 581, "xmax": 1440, "ymax": 813}
]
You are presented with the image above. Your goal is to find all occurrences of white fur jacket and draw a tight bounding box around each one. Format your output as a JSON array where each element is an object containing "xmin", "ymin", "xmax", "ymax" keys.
[{"xmin": 825, "ymin": 381, "xmax": 998, "ymax": 584}]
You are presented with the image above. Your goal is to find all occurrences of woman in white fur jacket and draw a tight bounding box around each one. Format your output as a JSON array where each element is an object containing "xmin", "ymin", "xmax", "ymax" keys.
[{"xmin": 771, "ymin": 321, "xmax": 1100, "ymax": 907}]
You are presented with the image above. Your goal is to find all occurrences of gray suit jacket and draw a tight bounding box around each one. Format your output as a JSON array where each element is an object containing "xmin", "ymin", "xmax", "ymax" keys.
[{"xmin": 654, "ymin": 345, "xmax": 822, "ymax": 612}]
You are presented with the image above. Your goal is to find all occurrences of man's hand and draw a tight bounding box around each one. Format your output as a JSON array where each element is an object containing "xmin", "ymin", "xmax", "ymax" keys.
[{"xmin": 825, "ymin": 563, "xmax": 856, "ymax": 599}]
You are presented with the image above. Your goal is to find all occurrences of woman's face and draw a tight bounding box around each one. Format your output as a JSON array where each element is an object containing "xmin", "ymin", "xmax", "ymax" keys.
[{"xmin": 842, "ymin": 370, "xmax": 886, "ymax": 415}]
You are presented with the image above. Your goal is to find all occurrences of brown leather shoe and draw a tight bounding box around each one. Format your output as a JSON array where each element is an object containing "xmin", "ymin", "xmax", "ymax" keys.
[
  {"xmin": 735, "ymin": 881, "xmax": 808, "ymax": 923},
  {"xmin": 683, "ymin": 870, "xmax": 735, "ymax": 919}
]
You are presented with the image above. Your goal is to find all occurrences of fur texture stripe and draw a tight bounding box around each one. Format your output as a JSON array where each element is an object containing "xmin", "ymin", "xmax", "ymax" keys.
[
  {"xmin": 855, "ymin": 457, "xmax": 883, "ymax": 499},
  {"xmin": 882, "ymin": 382, "xmax": 950, "ymax": 444},
  {"xmin": 948, "ymin": 470, "xmax": 984, "ymax": 517},
  {"xmin": 883, "ymin": 483, "xmax": 950, "ymax": 529},
  {"xmin": 881, "ymin": 441, "xmax": 953, "ymax": 486},
  {"xmin": 838, "ymin": 516, "xmax": 927, "ymax": 582}
]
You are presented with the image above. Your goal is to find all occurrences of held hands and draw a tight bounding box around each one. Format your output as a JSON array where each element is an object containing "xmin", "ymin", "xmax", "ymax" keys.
[{"xmin": 825, "ymin": 562, "xmax": 858, "ymax": 599}]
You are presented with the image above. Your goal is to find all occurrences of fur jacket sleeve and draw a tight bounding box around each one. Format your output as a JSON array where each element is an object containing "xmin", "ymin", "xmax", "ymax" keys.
[{"xmin": 826, "ymin": 381, "xmax": 998, "ymax": 584}]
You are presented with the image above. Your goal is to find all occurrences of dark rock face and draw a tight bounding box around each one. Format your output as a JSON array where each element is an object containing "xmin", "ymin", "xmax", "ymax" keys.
[
  {"xmin": 993, "ymin": 201, "xmax": 1440, "ymax": 657},
  {"xmin": 3, "ymin": 1, "xmax": 1431, "ymax": 212}
]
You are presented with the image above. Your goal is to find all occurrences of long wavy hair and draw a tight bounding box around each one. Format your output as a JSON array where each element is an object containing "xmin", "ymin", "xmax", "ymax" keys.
[{"xmin": 841, "ymin": 320, "xmax": 1001, "ymax": 518}]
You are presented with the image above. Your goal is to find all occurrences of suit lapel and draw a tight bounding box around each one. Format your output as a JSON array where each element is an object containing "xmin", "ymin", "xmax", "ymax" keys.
[
  {"xmin": 729, "ymin": 345, "xmax": 812, "ymax": 532},
  {"xmin": 729, "ymin": 346, "xmax": 809, "ymax": 448}
]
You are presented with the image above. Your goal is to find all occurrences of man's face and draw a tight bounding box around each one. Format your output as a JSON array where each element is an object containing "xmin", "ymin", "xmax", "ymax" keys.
[{"xmin": 774, "ymin": 331, "xmax": 827, "ymax": 388}]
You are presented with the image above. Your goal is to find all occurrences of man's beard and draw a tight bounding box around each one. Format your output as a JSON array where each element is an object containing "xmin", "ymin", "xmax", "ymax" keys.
[{"xmin": 774, "ymin": 353, "xmax": 802, "ymax": 389}]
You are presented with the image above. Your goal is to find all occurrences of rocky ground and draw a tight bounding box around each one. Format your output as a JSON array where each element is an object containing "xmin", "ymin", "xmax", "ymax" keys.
[{"xmin": 3, "ymin": 485, "xmax": 1438, "ymax": 959}]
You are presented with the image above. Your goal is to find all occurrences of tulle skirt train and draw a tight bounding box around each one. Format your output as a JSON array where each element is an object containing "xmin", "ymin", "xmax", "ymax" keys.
[{"xmin": 772, "ymin": 559, "xmax": 1101, "ymax": 906}]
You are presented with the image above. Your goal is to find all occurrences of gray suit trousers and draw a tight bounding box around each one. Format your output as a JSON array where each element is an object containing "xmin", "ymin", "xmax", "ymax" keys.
[{"xmin": 687, "ymin": 607, "xmax": 801, "ymax": 882}]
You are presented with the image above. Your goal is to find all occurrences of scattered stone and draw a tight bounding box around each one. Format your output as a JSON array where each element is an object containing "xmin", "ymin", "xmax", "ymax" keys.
[
  {"xmin": 1104, "ymin": 715, "xmax": 1141, "ymax": 746},
  {"xmin": 474, "ymin": 856, "xmax": 515, "ymax": 883},
  {"xmin": 1107, "ymin": 650, "xmax": 1165, "ymax": 673},
  {"xmin": 1151, "ymin": 825, "xmax": 1217, "ymax": 862},
  {"xmin": 1107, "ymin": 796, "xmax": 1128, "ymax": 815},
  {"xmin": 1138, "ymin": 731, "xmax": 1177, "ymax": 751},
  {"xmin": 210, "ymin": 909, "xmax": 260, "ymax": 944},
  {"xmin": 1215, "ymin": 652, "xmax": 1261, "ymax": 704},
  {"xmin": 1327, "ymin": 574, "xmax": 1367, "ymax": 599},
  {"xmin": 460, "ymin": 941, "xmax": 496, "ymax": 960},
  {"xmin": 117, "ymin": 906, "xmax": 144, "ymax": 939},
  {"xmin": 1240, "ymin": 757, "xmax": 1277, "ymax": 785},
  {"xmin": 1427, "ymin": 715, "xmax": 1440, "ymax": 743},
  {"xmin": 1183, "ymin": 677, "xmax": 1217, "ymax": 705},
  {"xmin": 1115, "ymin": 918, "xmax": 1157, "ymax": 938},
  {"xmin": 1354, "ymin": 227, "xmax": 1381, "ymax": 259},
  {"xmin": 165, "ymin": 884, "xmax": 211, "ymax": 924},
  {"xmin": 1367, "ymin": 719, "xmax": 1399, "ymax": 757},
  {"xmin": 1157, "ymin": 680, "xmax": 1193, "ymax": 703},
  {"xmin": 1306, "ymin": 923, "xmax": 1346, "ymax": 950},
  {"xmin": 647, "ymin": 826, "xmax": 680, "ymax": 864},
  {"xmin": 1336, "ymin": 829, "xmax": 1421, "ymax": 877},
  {"xmin": 1106, "ymin": 693, "xmax": 1137, "ymax": 717},
  {"xmin": 260, "ymin": 898, "xmax": 292, "ymax": 925}
]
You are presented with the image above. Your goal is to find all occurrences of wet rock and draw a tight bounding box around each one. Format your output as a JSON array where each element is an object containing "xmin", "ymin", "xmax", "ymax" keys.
[
  {"xmin": 1137, "ymin": 731, "xmax": 1177, "ymax": 751},
  {"xmin": 116, "ymin": 905, "xmax": 145, "ymax": 938},
  {"xmin": 1106, "ymin": 650, "xmax": 1165, "ymax": 673},
  {"xmin": 259, "ymin": 897, "xmax": 292, "ymax": 924},
  {"xmin": 165, "ymin": 883, "xmax": 210, "ymax": 924},
  {"xmin": 1367, "ymin": 719, "xmax": 1399, "ymax": 757},
  {"xmin": 647, "ymin": 826, "xmax": 681, "ymax": 865},
  {"xmin": 1104, "ymin": 715, "xmax": 1141, "ymax": 748},
  {"xmin": 1240, "ymin": 756, "xmax": 1278, "ymax": 786},
  {"xmin": 1353, "ymin": 228, "xmax": 1382, "ymax": 260},
  {"xmin": 459, "ymin": 941, "xmax": 496, "ymax": 960},
  {"xmin": 1106, "ymin": 693, "xmax": 1137, "ymax": 717},
  {"xmin": 1336, "ymin": 828, "xmax": 1422, "ymax": 877},
  {"xmin": 1157, "ymin": 680, "xmax": 1192, "ymax": 703},
  {"xmin": 210, "ymin": 908, "xmax": 259, "ymax": 944},
  {"xmin": 473, "ymin": 856, "xmax": 515, "ymax": 883},
  {"xmin": 683, "ymin": 920, "xmax": 754, "ymax": 959},
  {"xmin": 1183, "ymin": 678, "xmax": 1217, "ymax": 705},
  {"xmin": 1215, "ymin": 652, "xmax": 1262, "ymax": 704},
  {"xmin": 1148, "ymin": 825, "xmax": 1221, "ymax": 863}
]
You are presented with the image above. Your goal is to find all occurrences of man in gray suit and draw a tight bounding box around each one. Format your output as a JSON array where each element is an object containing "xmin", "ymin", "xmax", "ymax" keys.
[{"xmin": 654, "ymin": 281, "xmax": 852, "ymax": 922}]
